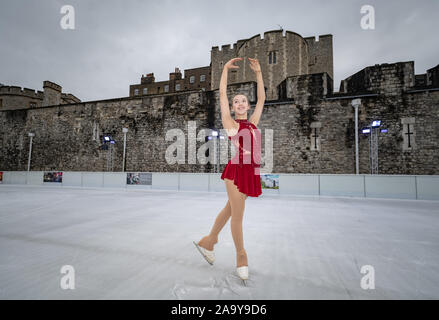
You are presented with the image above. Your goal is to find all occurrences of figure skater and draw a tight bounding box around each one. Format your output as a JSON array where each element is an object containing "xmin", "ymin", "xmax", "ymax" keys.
[{"xmin": 194, "ymin": 57, "xmax": 265, "ymax": 282}]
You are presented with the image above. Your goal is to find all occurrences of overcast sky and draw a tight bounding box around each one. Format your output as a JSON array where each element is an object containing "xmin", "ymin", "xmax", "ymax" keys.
[{"xmin": 1, "ymin": 0, "xmax": 438, "ymax": 102}]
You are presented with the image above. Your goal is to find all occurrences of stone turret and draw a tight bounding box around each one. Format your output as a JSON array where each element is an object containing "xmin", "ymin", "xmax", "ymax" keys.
[{"xmin": 42, "ymin": 80, "xmax": 62, "ymax": 107}]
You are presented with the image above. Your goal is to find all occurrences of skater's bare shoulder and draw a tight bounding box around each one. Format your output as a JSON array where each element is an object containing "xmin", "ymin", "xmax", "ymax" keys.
[{"xmin": 223, "ymin": 116, "xmax": 239, "ymax": 137}]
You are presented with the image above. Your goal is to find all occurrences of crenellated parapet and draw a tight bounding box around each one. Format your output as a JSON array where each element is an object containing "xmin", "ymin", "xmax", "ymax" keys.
[
  {"xmin": 0, "ymin": 81, "xmax": 80, "ymax": 110},
  {"xmin": 0, "ymin": 85, "xmax": 44, "ymax": 99},
  {"xmin": 339, "ymin": 62, "xmax": 415, "ymax": 96}
]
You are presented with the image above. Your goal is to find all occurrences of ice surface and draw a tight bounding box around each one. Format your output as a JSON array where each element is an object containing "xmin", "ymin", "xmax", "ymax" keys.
[{"xmin": 0, "ymin": 185, "xmax": 438, "ymax": 299}]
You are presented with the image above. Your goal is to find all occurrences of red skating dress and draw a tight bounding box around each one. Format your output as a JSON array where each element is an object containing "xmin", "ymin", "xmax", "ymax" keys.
[{"xmin": 221, "ymin": 119, "xmax": 262, "ymax": 197}]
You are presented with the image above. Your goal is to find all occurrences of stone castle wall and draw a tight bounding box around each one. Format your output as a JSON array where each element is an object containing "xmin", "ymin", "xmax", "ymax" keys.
[{"xmin": 1, "ymin": 62, "xmax": 438, "ymax": 174}]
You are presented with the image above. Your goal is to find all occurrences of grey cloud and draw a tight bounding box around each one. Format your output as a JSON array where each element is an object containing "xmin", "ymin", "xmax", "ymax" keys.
[{"xmin": 0, "ymin": 0, "xmax": 437, "ymax": 101}]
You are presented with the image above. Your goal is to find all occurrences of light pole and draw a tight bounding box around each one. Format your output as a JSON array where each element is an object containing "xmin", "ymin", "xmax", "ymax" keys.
[
  {"xmin": 212, "ymin": 130, "xmax": 218, "ymax": 173},
  {"xmin": 352, "ymin": 99, "xmax": 361, "ymax": 175},
  {"xmin": 103, "ymin": 134, "xmax": 115, "ymax": 171},
  {"xmin": 122, "ymin": 127, "xmax": 128, "ymax": 172},
  {"xmin": 362, "ymin": 120, "xmax": 387, "ymax": 174},
  {"xmin": 208, "ymin": 130, "xmax": 225, "ymax": 173},
  {"xmin": 27, "ymin": 132, "xmax": 35, "ymax": 172}
]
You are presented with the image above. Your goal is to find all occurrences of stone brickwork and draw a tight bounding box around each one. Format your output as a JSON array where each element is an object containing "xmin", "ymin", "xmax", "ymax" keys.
[
  {"xmin": 211, "ymin": 30, "xmax": 333, "ymax": 100},
  {"xmin": 1, "ymin": 59, "xmax": 438, "ymax": 174},
  {"xmin": 0, "ymin": 91, "xmax": 211, "ymax": 172},
  {"xmin": 304, "ymin": 34, "xmax": 333, "ymax": 80}
]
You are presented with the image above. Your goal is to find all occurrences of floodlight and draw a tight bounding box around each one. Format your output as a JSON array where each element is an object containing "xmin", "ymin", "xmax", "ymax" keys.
[{"xmin": 371, "ymin": 120, "xmax": 381, "ymax": 127}]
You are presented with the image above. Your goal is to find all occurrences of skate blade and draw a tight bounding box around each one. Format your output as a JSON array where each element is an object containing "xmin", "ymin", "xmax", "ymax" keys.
[{"xmin": 193, "ymin": 241, "xmax": 213, "ymax": 265}]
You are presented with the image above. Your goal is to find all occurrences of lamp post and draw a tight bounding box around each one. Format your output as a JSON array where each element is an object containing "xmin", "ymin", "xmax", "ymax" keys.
[
  {"xmin": 361, "ymin": 120, "xmax": 387, "ymax": 174},
  {"xmin": 208, "ymin": 130, "xmax": 225, "ymax": 173},
  {"xmin": 27, "ymin": 132, "xmax": 35, "ymax": 172},
  {"xmin": 352, "ymin": 99, "xmax": 361, "ymax": 175},
  {"xmin": 102, "ymin": 134, "xmax": 115, "ymax": 171},
  {"xmin": 212, "ymin": 130, "xmax": 218, "ymax": 173},
  {"xmin": 122, "ymin": 127, "xmax": 128, "ymax": 172}
]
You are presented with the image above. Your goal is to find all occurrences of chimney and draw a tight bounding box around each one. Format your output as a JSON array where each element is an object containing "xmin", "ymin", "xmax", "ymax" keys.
[
  {"xmin": 169, "ymin": 67, "xmax": 182, "ymax": 81},
  {"xmin": 141, "ymin": 73, "xmax": 155, "ymax": 84}
]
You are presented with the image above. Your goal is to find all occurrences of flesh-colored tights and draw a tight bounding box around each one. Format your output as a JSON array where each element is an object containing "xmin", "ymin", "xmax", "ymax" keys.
[{"xmin": 198, "ymin": 178, "xmax": 248, "ymax": 267}]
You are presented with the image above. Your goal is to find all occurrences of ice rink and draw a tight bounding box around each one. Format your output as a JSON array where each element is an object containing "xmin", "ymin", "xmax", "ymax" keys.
[{"xmin": 0, "ymin": 184, "xmax": 438, "ymax": 300}]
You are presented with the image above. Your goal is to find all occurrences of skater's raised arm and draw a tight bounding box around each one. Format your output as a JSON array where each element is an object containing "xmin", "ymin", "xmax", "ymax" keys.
[
  {"xmin": 220, "ymin": 58, "xmax": 242, "ymax": 135},
  {"xmin": 248, "ymin": 58, "xmax": 265, "ymax": 127}
]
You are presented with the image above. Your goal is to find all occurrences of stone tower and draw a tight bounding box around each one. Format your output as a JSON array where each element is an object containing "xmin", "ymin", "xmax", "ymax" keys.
[
  {"xmin": 42, "ymin": 80, "xmax": 62, "ymax": 107},
  {"xmin": 210, "ymin": 30, "xmax": 333, "ymax": 100}
]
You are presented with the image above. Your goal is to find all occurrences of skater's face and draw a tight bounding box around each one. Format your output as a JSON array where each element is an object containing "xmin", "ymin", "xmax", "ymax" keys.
[{"xmin": 232, "ymin": 94, "xmax": 249, "ymax": 116}]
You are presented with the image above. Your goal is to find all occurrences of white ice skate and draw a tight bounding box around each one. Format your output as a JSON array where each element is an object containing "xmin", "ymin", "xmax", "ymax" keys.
[
  {"xmin": 193, "ymin": 241, "xmax": 215, "ymax": 265},
  {"xmin": 236, "ymin": 266, "xmax": 249, "ymax": 280}
]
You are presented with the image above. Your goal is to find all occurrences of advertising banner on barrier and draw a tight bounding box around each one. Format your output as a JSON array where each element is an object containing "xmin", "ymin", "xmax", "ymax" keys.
[
  {"xmin": 126, "ymin": 172, "xmax": 152, "ymax": 185},
  {"xmin": 43, "ymin": 171, "xmax": 63, "ymax": 183},
  {"xmin": 261, "ymin": 174, "xmax": 279, "ymax": 190}
]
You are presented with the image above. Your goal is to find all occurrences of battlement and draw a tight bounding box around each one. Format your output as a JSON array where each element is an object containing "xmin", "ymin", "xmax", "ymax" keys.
[
  {"xmin": 304, "ymin": 34, "xmax": 332, "ymax": 43},
  {"xmin": 0, "ymin": 85, "xmax": 44, "ymax": 99},
  {"xmin": 339, "ymin": 61, "xmax": 415, "ymax": 95},
  {"xmin": 278, "ymin": 72, "xmax": 333, "ymax": 103},
  {"xmin": 211, "ymin": 30, "xmax": 330, "ymax": 55},
  {"xmin": 426, "ymin": 64, "xmax": 439, "ymax": 87},
  {"xmin": 210, "ymin": 44, "xmax": 234, "ymax": 53},
  {"xmin": 61, "ymin": 93, "xmax": 81, "ymax": 103},
  {"xmin": 43, "ymin": 80, "xmax": 62, "ymax": 92}
]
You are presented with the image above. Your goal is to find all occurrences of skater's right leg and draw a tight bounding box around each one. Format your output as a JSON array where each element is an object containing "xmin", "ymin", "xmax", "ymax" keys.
[
  {"xmin": 198, "ymin": 200, "xmax": 232, "ymax": 250},
  {"xmin": 224, "ymin": 178, "xmax": 248, "ymax": 268}
]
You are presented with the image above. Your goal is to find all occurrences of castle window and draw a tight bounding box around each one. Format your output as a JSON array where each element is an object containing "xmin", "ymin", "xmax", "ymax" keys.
[
  {"xmin": 200, "ymin": 74, "xmax": 206, "ymax": 82},
  {"xmin": 268, "ymin": 51, "xmax": 277, "ymax": 64},
  {"xmin": 0, "ymin": 98, "xmax": 3, "ymax": 108},
  {"xmin": 134, "ymin": 89, "xmax": 139, "ymax": 95},
  {"xmin": 230, "ymin": 71, "xmax": 237, "ymax": 82},
  {"xmin": 29, "ymin": 102, "xmax": 36, "ymax": 108},
  {"xmin": 190, "ymin": 76, "xmax": 195, "ymax": 83},
  {"xmin": 176, "ymin": 84, "xmax": 180, "ymax": 91},
  {"xmin": 143, "ymin": 88, "xmax": 148, "ymax": 94},
  {"xmin": 164, "ymin": 84, "xmax": 169, "ymax": 92}
]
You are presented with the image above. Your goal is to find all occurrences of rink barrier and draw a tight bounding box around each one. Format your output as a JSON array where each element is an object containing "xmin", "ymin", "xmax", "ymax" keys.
[{"xmin": 0, "ymin": 171, "xmax": 438, "ymax": 201}]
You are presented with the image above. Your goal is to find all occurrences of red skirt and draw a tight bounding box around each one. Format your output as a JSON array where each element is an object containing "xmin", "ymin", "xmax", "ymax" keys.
[{"xmin": 221, "ymin": 161, "xmax": 262, "ymax": 197}]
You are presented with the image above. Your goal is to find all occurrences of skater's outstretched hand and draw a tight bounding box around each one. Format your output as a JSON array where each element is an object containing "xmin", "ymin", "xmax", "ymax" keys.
[
  {"xmin": 224, "ymin": 57, "xmax": 243, "ymax": 70},
  {"xmin": 248, "ymin": 58, "xmax": 261, "ymax": 73}
]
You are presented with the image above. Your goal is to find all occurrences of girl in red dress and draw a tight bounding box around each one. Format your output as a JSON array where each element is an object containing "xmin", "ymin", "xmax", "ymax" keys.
[{"xmin": 194, "ymin": 57, "xmax": 265, "ymax": 282}]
